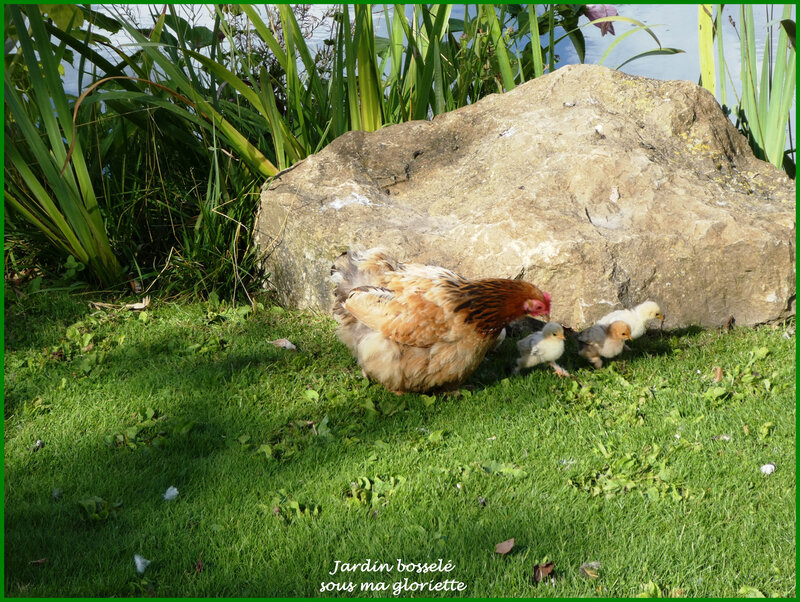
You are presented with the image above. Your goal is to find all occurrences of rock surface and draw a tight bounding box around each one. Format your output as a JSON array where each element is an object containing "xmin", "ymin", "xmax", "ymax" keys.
[{"xmin": 255, "ymin": 64, "xmax": 795, "ymax": 328}]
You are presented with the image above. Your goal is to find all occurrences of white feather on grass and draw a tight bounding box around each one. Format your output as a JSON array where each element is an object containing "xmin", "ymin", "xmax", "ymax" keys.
[{"xmin": 134, "ymin": 554, "xmax": 151, "ymax": 574}]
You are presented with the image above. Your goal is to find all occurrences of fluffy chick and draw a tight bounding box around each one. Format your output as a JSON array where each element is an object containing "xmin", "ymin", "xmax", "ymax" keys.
[
  {"xmin": 597, "ymin": 300, "xmax": 664, "ymax": 339},
  {"xmin": 514, "ymin": 322, "xmax": 569, "ymax": 376},
  {"xmin": 576, "ymin": 320, "xmax": 632, "ymax": 368}
]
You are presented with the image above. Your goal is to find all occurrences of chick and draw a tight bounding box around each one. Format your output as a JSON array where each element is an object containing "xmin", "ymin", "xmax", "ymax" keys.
[
  {"xmin": 596, "ymin": 301, "xmax": 664, "ymax": 339},
  {"xmin": 576, "ymin": 320, "xmax": 632, "ymax": 368},
  {"xmin": 514, "ymin": 322, "xmax": 569, "ymax": 377}
]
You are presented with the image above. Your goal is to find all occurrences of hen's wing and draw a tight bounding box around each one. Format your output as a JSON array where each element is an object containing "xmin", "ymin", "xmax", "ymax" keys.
[
  {"xmin": 331, "ymin": 248, "xmax": 399, "ymax": 302},
  {"xmin": 344, "ymin": 283, "xmax": 455, "ymax": 349},
  {"xmin": 336, "ymin": 249, "xmax": 477, "ymax": 349}
]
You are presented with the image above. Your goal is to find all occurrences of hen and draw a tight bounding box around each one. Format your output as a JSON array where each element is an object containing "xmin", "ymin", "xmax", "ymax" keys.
[
  {"xmin": 331, "ymin": 248, "xmax": 551, "ymax": 393},
  {"xmin": 596, "ymin": 301, "xmax": 664, "ymax": 339},
  {"xmin": 576, "ymin": 320, "xmax": 632, "ymax": 368},
  {"xmin": 514, "ymin": 322, "xmax": 569, "ymax": 377}
]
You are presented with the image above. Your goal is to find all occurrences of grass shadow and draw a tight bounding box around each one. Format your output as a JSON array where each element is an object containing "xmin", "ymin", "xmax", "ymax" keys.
[
  {"xmin": 4, "ymin": 294, "xmax": 796, "ymax": 596},
  {"xmin": 4, "ymin": 290, "xmax": 94, "ymax": 353}
]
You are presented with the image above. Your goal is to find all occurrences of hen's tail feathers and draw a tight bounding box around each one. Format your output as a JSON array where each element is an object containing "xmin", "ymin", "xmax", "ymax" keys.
[{"xmin": 330, "ymin": 248, "xmax": 399, "ymax": 303}]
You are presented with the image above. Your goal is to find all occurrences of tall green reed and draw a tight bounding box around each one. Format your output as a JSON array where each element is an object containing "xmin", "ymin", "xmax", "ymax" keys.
[
  {"xmin": 699, "ymin": 4, "xmax": 795, "ymax": 174},
  {"xmin": 5, "ymin": 5, "xmax": 122, "ymax": 287}
]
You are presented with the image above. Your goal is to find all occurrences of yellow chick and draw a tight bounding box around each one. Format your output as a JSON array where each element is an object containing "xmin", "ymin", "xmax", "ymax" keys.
[
  {"xmin": 514, "ymin": 322, "xmax": 569, "ymax": 377},
  {"xmin": 596, "ymin": 301, "xmax": 664, "ymax": 339},
  {"xmin": 576, "ymin": 320, "xmax": 632, "ymax": 369}
]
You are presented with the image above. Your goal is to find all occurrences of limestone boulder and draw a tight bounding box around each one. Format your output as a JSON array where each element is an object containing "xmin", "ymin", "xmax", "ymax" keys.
[{"xmin": 255, "ymin": 64, "xmax": 795, "ymax": 328}]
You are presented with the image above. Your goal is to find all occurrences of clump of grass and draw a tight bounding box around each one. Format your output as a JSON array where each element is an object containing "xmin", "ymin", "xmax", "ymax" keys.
[{"xmin": 4, "ymin": 291, "xmax": 795, "ymax": 597}]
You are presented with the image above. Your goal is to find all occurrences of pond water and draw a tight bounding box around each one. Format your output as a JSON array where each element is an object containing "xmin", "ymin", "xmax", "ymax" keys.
[{"xmin": 79, "ymin": 4, "xmax": 796, "ymax": 152}]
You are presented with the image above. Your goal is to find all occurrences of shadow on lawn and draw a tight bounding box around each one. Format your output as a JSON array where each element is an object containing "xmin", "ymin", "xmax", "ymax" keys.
[
  {"xmin": 4, "ymin": 306, "xmax": 702, "ymax": 595},
  {"xmin": 4, "ymin": 291, "xmax": 94, "ymax": 353},
  {"xmin": 471, "ymin": 325, "xmax": 702, "ymax": 389},
  {"xmin": 3, "ymin": 313, "xmax": 595, "ymax": 595}
]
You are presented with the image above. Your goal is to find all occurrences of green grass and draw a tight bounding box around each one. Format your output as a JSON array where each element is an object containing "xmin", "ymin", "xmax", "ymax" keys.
[{"xmin": 4, "ymin": 291, "xmax": 796, "ymax": 597}]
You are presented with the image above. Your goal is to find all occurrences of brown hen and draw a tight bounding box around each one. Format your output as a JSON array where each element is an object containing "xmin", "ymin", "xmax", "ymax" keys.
[{"xmin": 331, "ymin": 248, "xmax": 551, "ymax": 393}]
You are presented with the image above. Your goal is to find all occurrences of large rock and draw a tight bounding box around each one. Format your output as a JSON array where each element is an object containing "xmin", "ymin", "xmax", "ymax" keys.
[{"xmin": 254, "ymin": 64, "xmax": 795, "ymax": 328}]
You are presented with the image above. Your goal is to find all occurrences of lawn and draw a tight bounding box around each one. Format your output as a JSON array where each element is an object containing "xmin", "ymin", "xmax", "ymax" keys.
[{"xmin": 3, "ymin": 291, "xmax": 796, "ymax": 597}]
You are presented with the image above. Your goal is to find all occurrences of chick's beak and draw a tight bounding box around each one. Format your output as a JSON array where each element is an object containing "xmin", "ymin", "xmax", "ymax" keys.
[
  {"xmin": 557, "ymin": 332, "xmax": 566, "ymax": 340},
  {"xmin": 657, "ymin": 313, "xmax": 665, "ymax": 321}
]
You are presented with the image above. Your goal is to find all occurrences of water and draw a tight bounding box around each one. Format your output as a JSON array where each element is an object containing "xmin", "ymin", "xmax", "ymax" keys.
[{"xmin": 67, "ymin": 4, "xmax": 796, "ymax": 153}]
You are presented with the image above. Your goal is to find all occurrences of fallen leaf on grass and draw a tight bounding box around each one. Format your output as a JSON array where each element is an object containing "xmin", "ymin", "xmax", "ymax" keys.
[
  {"xmin": 163, "ymin": 486, "xmax": 179, "ymax": 501},
  {"xmin": 481, "ymin": 461, "xmax": 526, "ymax": 478},
  {"xmin": 579, "ymin": 561, "xmax": 601, "ymax": 579},
  {"xmin": 255, "ymin": 444, "xmax": 273, "ymax": 459},
  {"xmin": 738, "ymin": 585, "xmax": 766, "ymax": 597},
  {"xmin": 134, "ymin": 554, "xmax": 151, "ymax": 574},
  {"xmin": 420, "ymin": 394, "xmax": 437, "ymax": 407},
  {"xmin": 532, "ymin": 561, "xmax": 555, "ymax": 585},
  {"xmin": 30, "ymin": 439, "xmax": 44, "ymax": 453},
  {"xmin": 713, "ymin": 366, "xmax": 723, "ymax": 382},
  {"xmin": 711, "ymin": 434, "xmax": 732, "ymax": 441},
  {"xmin": 89, "ymin": 296, "xmax": 150, "ymax": 311},
  {"xmin": 29, "ymin": 558, "xmax": 48, "ymax": 565},
  {"xmin": 494, "ymin": 538, "xmax": 515, "ymax": 555},
  {"xmin": 428, "ymin": 429, "xmax": 445, "ymax": 443},
  {"xmin": 637, "ymin": 580, "xmax": 662, "ymax": 597},
  {"xmin": 759, "ymin": 422, "xmax": 775, "ymax": 439},
  {"xmin": 760, "ymin": 462, "xmax": 776, "ymax": 475},
  {"xmin": 269, "ymin": 338, "xmax": 297, "ymax": 351},
  {"xmin": 78, "ymin": 496, "xmax": 122, "ymax": 521},
  {"xmin": 126, "ymin": 296, "xmax": 151, "ymax": 311}
]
